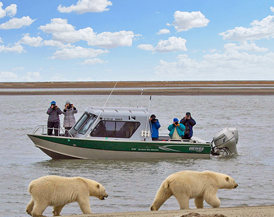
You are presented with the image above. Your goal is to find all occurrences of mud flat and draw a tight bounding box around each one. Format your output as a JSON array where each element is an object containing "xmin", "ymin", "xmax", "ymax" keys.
[
  {"xmin": 61, "ymin": 205, "xmax": 274, "ymax": 217},
  {"xmin": 1, "ymin": 81, "xmax": 274, "ymax": 95}
]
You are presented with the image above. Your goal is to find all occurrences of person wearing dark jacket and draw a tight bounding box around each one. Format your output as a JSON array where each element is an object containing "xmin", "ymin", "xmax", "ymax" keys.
[
  {"xmin": 47, "ymin": 101, "xmax": 62, "ymax": 136},
  {"xmin": 180, "ymin": 112, "xmax": 196, "ymax": 139}
]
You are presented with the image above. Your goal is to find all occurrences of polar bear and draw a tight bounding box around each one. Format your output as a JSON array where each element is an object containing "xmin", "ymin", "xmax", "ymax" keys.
[
  {"xmin": 26, "ymin": 175, "xmax": 108, "ymax": 217},
  {"xmin": 150, "ymin": 170, "xmax": 238, "ymax": 211}
]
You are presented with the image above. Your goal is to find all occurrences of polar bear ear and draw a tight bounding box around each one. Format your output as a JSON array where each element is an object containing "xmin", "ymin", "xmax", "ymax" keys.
[
  {"xmin": 225, "ymin": 177, "xmax": 230, "ymax": 182},
  {"xmin": 96, "ymin": 184, "xmax": 100, "ymax": 189}
]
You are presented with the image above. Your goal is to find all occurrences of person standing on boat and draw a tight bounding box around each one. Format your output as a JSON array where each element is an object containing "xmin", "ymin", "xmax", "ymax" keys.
[
  {"xmin": 63, "ymin": 100, "xmax": 78, "ymax": 136},
  {"xmin": 168, "ymin": 118, "xmax": 185, "ymax": 139},
  {"xmin": 47, "ymin": 101, "xmax": 62, "ymax": 136},
  {"xmin": 149, "ymin": 114, "xmax": 161, "ymax": 141},
  {"xmin": 180, "ymin": 112, "xmax": 196, "ymax": 139}
]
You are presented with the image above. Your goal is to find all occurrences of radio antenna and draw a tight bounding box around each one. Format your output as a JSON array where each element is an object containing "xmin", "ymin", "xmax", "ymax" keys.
[
  {"xmin": 103, "ymin": 81, "xmax": 118, "ymax": 108},
  {"xmin": 88, "ymin": 81, "xmax": 119, "ymax": 136},
  {"xmin": 148, "ymin": 95, "xmax": 152, "ymax": 111},
  {"xmin": 136, "ymin": 89, "xmax": 144, "ymax": 108}
]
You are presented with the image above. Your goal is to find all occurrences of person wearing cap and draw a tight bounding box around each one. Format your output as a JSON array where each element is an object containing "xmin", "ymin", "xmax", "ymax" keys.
[
  {"xmin": 63, "ymin": 100, "xmax": 78, "ymax": 136},
  {"xmin": 167, "ymin": 118, "xmax": 185, "ymax": 139},
  {"xmin": 149, "ymin": 114, "xmax": 161, "ymax": 141},
  {"xmin": 47, "ymin": 101, "xmax": 63, "ymax": 136},
  {"xmin": 180, "ymin": 112, "xmax": 196, "ymax": 139}
]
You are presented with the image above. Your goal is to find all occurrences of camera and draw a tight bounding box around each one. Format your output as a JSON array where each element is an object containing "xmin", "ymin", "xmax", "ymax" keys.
[
  {"xmin": 150, "ymin": 114, "xmax": 157, "ymax": 123},
  {"xmin": 67, "ymin": 104, "xmax": 73, "ymax": 109}
]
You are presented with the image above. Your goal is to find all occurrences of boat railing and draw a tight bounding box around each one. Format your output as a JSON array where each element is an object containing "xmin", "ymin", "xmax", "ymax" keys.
[{"xmin": 32, "ymin": 125, "xmax": 66, "ymax": 136}]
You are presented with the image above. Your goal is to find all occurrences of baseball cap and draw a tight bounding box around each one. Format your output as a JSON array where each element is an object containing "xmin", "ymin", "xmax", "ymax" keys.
[{"xmin": 173, "ymin": 118, "xmax": 179, "ymax": 122}]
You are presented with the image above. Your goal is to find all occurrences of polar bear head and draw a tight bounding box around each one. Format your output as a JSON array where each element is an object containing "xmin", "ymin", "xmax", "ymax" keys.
[
  {"xmin": 222, "ymin": 175, "xmax": 238, "ymax": 189},
  {"xmin": 202, "ymin": 171, "xmax": 238, "ymax": 189},
  {"xmin": 93, "ymin": 183, "xmax": 108, "ymax": 200},
  {"xmin": 213, "ymin": 172, "xmax": 238, "ymax": 189},
  {"xmin": 81, "ymin": 178, "xmax": 108, "ymax": 200}
]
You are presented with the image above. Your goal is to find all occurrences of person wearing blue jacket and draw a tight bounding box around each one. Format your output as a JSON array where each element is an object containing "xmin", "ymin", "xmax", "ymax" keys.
[
  {"xmin": 168, "ymin": 118, "xmax": 185, "ymax": 139},
  {"xmin": 180, "ymin": 112, "xmax": 196, "ymax": 139},
  {"xmin": 149, "ymin": 114, "xmax": 161, "ymax": 140}
]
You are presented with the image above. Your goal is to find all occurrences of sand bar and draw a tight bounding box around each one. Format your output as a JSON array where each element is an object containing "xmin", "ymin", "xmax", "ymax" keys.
[
  {"xmin": 61, "ymin": 206, "xmax": 274, "ymax": 217},
  {"xmin": 1, "ymin": 81, "xmax": 274, "ymax": 95}
]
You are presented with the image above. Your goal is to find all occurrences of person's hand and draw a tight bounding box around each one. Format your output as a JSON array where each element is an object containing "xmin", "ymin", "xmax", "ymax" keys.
[{"xmin": 71, "ymin": 104, "xmax": 74, "ymax": 108}]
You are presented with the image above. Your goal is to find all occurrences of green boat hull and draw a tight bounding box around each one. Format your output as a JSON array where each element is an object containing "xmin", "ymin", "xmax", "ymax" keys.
[{"xmin": 28, "ymin": 134, "xmax": 211, "ymax": 159}]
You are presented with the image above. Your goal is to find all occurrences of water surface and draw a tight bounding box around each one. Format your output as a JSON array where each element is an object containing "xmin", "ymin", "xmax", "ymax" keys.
[{"xmin": 0, "ymin": 95, "xmax": 273, "ymax": 216}]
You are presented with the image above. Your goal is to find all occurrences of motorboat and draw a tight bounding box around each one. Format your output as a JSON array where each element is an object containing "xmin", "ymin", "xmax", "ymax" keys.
[{"xmin": 28, "ymin": 106, "xmax": 238, "ymax": 160}]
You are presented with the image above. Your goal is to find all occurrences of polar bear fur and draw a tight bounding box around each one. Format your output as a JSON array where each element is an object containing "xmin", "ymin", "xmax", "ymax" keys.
[
  {"xmin": 26, "ymin": 175, "xmax": 108, "ymax": 217},
  {"xmin": 150, "ymin": 170, "xmax": 238, "ymax": 211}
]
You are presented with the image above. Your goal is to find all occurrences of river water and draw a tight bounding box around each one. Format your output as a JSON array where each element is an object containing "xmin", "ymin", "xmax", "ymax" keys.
[{"xmin": 0, "ymin": 94, "xmax": 274, "ymax": 216}]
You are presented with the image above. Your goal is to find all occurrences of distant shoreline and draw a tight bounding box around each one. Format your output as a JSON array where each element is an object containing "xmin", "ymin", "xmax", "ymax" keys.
[{"xmin": 1, "ymin": 81, "xmax": 274, "ymax": 95}]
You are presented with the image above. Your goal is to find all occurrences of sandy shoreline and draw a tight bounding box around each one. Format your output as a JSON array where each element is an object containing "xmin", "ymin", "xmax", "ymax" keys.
[
  {"xmin": 1, "ymin": 81, "xmax": 274, "ymax": 95},
  {"xmin": 61, "ymin": 206, "xmax": 274, "ymax": 217}
]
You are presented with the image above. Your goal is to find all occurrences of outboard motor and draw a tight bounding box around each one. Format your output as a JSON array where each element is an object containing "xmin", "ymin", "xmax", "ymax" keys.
[{"xmin": 211, "ymin": 127, "xmax": 239, "ymax": 156}]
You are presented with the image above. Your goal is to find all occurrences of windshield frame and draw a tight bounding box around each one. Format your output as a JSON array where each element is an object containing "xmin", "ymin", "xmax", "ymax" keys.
[{"xmin": 73, "ymin": 112, "xmax": 98, "ymax": 135}]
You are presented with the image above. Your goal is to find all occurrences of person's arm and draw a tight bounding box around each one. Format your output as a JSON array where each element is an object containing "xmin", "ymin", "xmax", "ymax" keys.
[
  {"xmin": 189, "ymin": 118, "xmax": 196, "ymax": 126},
  {"xmin": 167, "ymin": 124, "xmax": 174, "ymax": 131},
  {"xmin": 47, "ymin": 107, "xmax": 53, "ymax": 115},
  {"xmin": 180, "ymin": 118, "xmax": 186, "ymax": 125},
  {"xmin": 57, "ymin": 108, "xmax": 63, "ymax": 115},
  {"xmin": 155, "ymin": 120, "xmax": 161, "ymax": 129},
  {"xmin": 178, "ymin": 124, "xmax": 185, "ymax": 131}
]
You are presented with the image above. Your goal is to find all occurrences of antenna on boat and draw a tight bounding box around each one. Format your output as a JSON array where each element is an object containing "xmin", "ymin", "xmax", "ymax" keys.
[
  {"xmin": 89, "ymin": 81, "xmax": 118, "ymax": 132},
  {"xmin": 148, "ymin": 95, "xmax": 152, "ymax": 111},
  {"xmin": 103, "ymin": 81, "xmax": 118, "ymax": 108},
  {"xmin": 136, "ymin": 89, "xmax": 144, "ymax": 108}
]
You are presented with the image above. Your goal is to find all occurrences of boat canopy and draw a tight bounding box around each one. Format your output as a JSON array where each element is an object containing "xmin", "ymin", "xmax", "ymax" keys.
[
  {"xmin": 85, "ymin": 106, "xmax": 149, "ymax": 117},
  {"xmin": 69, "ymin": 106, "xmax": 152, "ymax": 141}
]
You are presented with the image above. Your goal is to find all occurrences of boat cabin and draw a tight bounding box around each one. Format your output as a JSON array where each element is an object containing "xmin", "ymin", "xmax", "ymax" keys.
[{"xmin": 69, "ymin": 106, "xmax": 153, "ymax": 141}]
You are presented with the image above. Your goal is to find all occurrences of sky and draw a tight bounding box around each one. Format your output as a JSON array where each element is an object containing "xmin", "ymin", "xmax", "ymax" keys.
[{"xmin": 1, "ymin": 0, "xmax": 274, "ymax": 82}]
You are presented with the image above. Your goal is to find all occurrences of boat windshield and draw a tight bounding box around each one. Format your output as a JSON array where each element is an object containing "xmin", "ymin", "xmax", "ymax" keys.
[
  {"xmin": 90, "ymin": 120, "xmax": 140, "ymax": 138},
  {"xmin": 74, "ymin": 112, "xmax": 97, "ymax": 135}
]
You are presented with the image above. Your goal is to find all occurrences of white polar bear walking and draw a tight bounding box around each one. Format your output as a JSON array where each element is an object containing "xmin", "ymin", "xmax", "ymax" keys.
[
  {"xmin": 150, "ymin": 170, "xmax": 238, "ymax": 211},
  {"xmin": 26, "ymin": 175, "xmax": 108, "ymax": 217}
]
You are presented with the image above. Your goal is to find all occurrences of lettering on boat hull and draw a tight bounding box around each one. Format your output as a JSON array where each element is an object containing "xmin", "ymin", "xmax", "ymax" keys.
[{"xmin": 189, "ymin": 147, "xmax": 204, "ymax": 152}]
